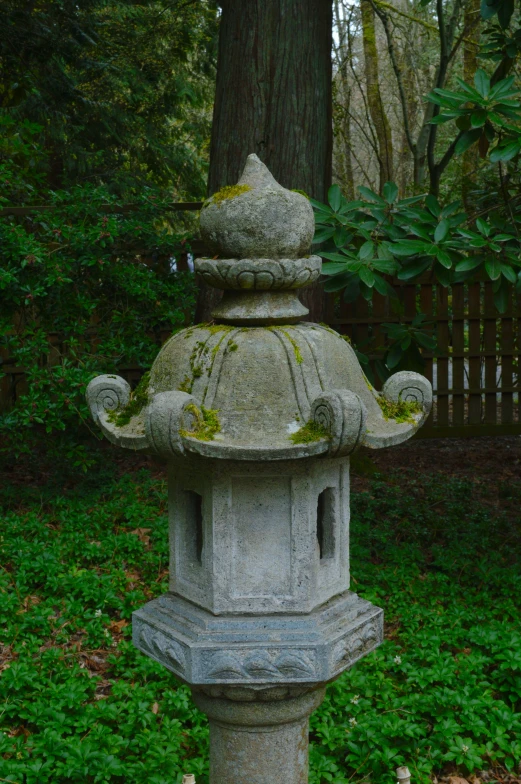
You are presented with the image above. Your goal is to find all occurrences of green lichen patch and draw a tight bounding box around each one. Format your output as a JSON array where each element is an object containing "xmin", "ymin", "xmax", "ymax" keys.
[
  {"xmin": 107, "ymin": 372, "xmax": 150, "ymax": 427},
  {"xmin": 181, "ymin": 404, "xmax": 221, "ymax": 441},
  {"xmin": 290, "ymin": 420, "xmax": 329, "ymax": 444},
  {"xmin": 378, "ymin": 396, "xmax": 422, "ymax": 424},
  {"xmin": 207, "ymin": 184, "xmax": 252, "ymax": 208},
  {"xmin": 291, "ymin": 188, "xmax": 310, "ymax": 199}
]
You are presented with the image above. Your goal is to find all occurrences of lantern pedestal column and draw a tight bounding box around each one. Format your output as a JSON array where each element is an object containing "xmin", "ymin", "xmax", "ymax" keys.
[{"xmin": 192, "ymin": 686, "xmax": 326, "ymax": 784}]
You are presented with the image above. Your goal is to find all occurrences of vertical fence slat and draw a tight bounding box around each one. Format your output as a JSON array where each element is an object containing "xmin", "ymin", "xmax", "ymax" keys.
[
  {"xmin": 436, "ymin": 285, "xmax": 449, "ymax": 427},
  {"xmin": 501, "ymin": 289, "xmax": 513, "ymax": 425},
  {"xmin": 514, "ymin": 293, "xmax": 521, "ymax": 424},
  {"xmin": 484, "ymin": 283, "xmax": 497, "ymax": 424},
  {"xmin": 452, "ymin": 284, "xmax": 465, "ymax": 427},
  {"xmin": 420, "ymin": 283, "xmax": 434, "ymax": 428},
  {"xmin": 468, "ymin": 282, "xmax": 482, "ymax": 425},
  {"xmin": 372, "ymin": 291, "xmax": 387, "ymax": 379}
]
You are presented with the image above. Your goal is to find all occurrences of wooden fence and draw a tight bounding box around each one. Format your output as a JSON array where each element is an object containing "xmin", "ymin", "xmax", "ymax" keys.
[{"xmin": 324, "ymin": 279, "xmax": 521, "ymax": 438}]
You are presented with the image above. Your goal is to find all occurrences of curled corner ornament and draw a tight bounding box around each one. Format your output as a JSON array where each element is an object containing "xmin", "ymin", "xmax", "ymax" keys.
[
  {"xmin": 311, "ymin": 389, "xmax": 367, "ymax": 457},
  {"xmin": 145, "ymin": 391, "xmax": 201, "ymax": 458},
  {"xmin": 382, "ymin": 371, "xmax": 432, "ymax": 424},
  {"xmin": 86, "ymin": 374, "xmax": 130, "ymax": 426}
]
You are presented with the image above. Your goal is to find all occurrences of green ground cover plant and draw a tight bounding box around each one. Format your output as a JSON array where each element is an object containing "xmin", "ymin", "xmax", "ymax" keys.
[{"xmin": 0, "ymin": 455, "xmax": 520, "ymax": 784}]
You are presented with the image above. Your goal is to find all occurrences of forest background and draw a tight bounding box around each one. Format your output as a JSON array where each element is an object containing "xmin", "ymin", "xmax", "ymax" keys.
[{"xmin": 1, "ymin": 0, "xmax": 521, "ymax": 464}]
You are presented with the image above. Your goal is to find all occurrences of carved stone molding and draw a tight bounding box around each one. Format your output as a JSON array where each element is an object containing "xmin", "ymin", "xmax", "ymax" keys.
[
  {"xmin": 132, "ymin": 590, "xmax": 383, "ymax": 686},
  {"xmin": 311, "ymin": 389, "xmax": 367, "ymax": 457},
  {"xmin": 194, "ymin": 256, "xmax": 321, "ymax": 291},
  {"xmin": 145, "ymin": 391, "xmax": 201, "ymax": 457},
  {"xmin": 382, "ymin": 371, "xmax": 433, "ymax": 423},
  {"xmin": 205, "ymin": 650, "xmax": 317, "ymax": 682},
  {"xmin": 86, "ymin": 374, "xmax": 130, "ymax": 426}
]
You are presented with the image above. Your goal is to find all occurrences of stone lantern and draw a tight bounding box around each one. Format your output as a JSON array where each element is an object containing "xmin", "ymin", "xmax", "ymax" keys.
[{"xmin": 86, "ymin": 155, "xmax": 432, "ymax": 784}]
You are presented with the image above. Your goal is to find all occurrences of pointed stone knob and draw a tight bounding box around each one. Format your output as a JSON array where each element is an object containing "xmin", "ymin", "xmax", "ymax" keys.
[{"xmin": 200, "ymin": 154, "xmax": 315, "ymax": 259}]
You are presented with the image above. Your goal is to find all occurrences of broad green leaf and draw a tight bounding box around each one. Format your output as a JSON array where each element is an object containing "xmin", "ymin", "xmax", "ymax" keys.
[
  {"xmin": 474, "ymin": 69, "xmax": 490, "ymax": 99},
  {"xmin": 455, "ymin": 128, "xmax": 482, "ymax": 155},
  {"xmin": 489, "ymin": 75, "xmax": 516, "ymax": 100},
  {"xmin": 436, "ymin": 248, "xmax": 452, "ymax": 268},
  {"xmin": 397, "ymin": 259, "xmax": 431, "ymax": 279},
  {"xmin": 321, "ymin": 262, "xmax": 348, "ymax": 275},
  {"xmin": 373, "ymin": 273, "xmax": 391, "ymax": 296},
  {"xmin": 471, "ymin": 109, "xmax": 488, "ymax": 127},
  {"xmin": 320, "ymin": 251, "xmax": 352, "ymax": 262},
  {"xmin": 485, "ymin": 257, "xmax": 502, "ymax": 280},
  {"xmin": 358, "ymin": 186, "xmax": 387, "ymax": 205},
  {"xmin": 383, "ymin": 182, "xmax": 399, "ymax": 204},
  {"xmin": 312, "ymin": 227, "xmax": 336, "ymax": 244},
  {"xmin": 434, "ymin": 219, "xmax": 450, "ymax": 243},
  {"xmin": 386, "ymin": 342, "xmax": 403, "ymax": 369},
  {"xmin": 426, "ymin": 194, "xmax": 441, "ymax": 218},
  {"xmin": 455, "ymin": 257, "xmax": 483, "ymax": 272},
  {"xmin": 328, "ymin": 184, "xmax": 342, "ymax": 212},
  {"xmin": 476, "ymin": 217, "xmax": 491, "ymax": 236},
  {"xmin": 359, "ymin": 240, "xmax": 374, "ymax": 260},
  {"xmin": 389, "ymin": 240, "xmax": 430, "ymax": 256},
  {"xmin": 494, "ymin": 279, "xmax": 509, "ymax": 312},
  {"xmin": 359, "ymin": 266, "xmax": 375, "ymax": 287},
  {"xmin": 501, "ymin": 264, "xmax": 517, "ymax": 283},
  {"xmin": 323, "ymin": 271, "xmax": 353, "ymax": 292},
  {"xmin": 490, "ymin": 140, "xmax": 521, "ymax": 162}
]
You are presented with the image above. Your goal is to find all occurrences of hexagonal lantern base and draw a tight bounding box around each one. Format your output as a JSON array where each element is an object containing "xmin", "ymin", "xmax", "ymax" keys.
[
  {"xmin": 166, "ymin": 455, "xmax": 354, "ymax": 616},
  {"xmin": 132, "ymin": 590, "xmax": 383, "ymax": 686}
]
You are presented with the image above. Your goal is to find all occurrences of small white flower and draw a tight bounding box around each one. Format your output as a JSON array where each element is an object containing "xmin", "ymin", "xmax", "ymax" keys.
[
  {"xmin": 394, "ymin": 655, "xmax": 402, "ymax": 664},
  {"xmin": 462, "ymin": 744, "xmax": 469, "ymax": 753},
  {"xmin": 349, "ymin": 717, "xmax": 357, "ymax": 727},
  {"xmin": 94, "ymin": 609, "xmax": 102, "ymax": 617},
  {"xmin": 104, "ymin": 629, "xmax": 111, "ymax": 639},
  {"xmin": 350, "ymin": 695, "xmax": 360, "ymax": 705}
]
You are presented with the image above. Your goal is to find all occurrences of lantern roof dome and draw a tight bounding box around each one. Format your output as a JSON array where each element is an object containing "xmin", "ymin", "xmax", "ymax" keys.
[{"xmin": 86, "ymin": 156, "xmax": 432, "ymax": 461}]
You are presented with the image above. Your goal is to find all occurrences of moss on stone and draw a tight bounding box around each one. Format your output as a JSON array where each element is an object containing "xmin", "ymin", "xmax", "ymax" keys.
[
  {"xmin": 291, "ymin": 188, "xmax": 310, "ymax": 199},
  {"xmin": 178, "ymin": 376, "xmax": 192, "ymax": 393},
  {"xmin": 181, "ymin": 404, "xmax": 221, "ymax": 441},
  {"xmin": 107, "ymin": 372, "xmax": 150, "ymax": 427},
  {"xmin": 268, "ymin": 326, "xmax": 303, "ymax": 364},
  {"xmin": 208, "ymin": 184, "xmax": 252, "ymax": 208},
  {"xmin": 290, "ymin": 420, "xmax": 329, "ymax": 444},
  {"xmin": 378, "ymin": 396, "xmax": 422, "ymax": 424}
]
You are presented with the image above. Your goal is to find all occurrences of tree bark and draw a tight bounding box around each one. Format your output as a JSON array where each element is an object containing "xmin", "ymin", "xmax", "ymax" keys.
[
  {"xmin": 196, "ymin": 0, "xmax": 333, "ymax": 323},
  {"xmin": 462, "ymin": 0, "xmax": 480, "ymax": 209},
  {"xmin": 360, "ymin": 0, "xmax": 393, "ymax": 190}
]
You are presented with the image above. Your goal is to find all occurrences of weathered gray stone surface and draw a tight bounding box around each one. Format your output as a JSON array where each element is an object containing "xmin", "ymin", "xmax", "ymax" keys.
[
  {"xmin": 133, "ymin": 590, "xmax": 382, "ymax": 684},
  {"xmin": 200, "ymin": 154, "xmax": 315, "ymax": 259},
  {"xmin": 192, "ymin": 686, "xmax": 325, "ymax": 784},
  {"xmin": 166, "ymin": 455, "xmax": 351, "ymax": 615},
  {"xmin": 195, "ymin": 256, "xmax": 322, "ymax": 291}
]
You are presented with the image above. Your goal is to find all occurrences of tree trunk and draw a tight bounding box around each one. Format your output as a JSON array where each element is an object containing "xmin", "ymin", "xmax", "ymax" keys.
[
  {"xmin": 196, "ymin": 0, "xmax": 333, "ymax": 323},
  {"xmin": 462, "ymin": 0, "xmax": 480, "ymax": 209},
  {"xmin": 360, "ymin": 0, "xmax": 393, "ymax": 190}
]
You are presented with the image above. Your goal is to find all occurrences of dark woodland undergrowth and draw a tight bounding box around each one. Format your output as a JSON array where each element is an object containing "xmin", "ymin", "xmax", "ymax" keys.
[{"xmin": 0, "ymin": 444, "xmax": 520, "ymax": 784}]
